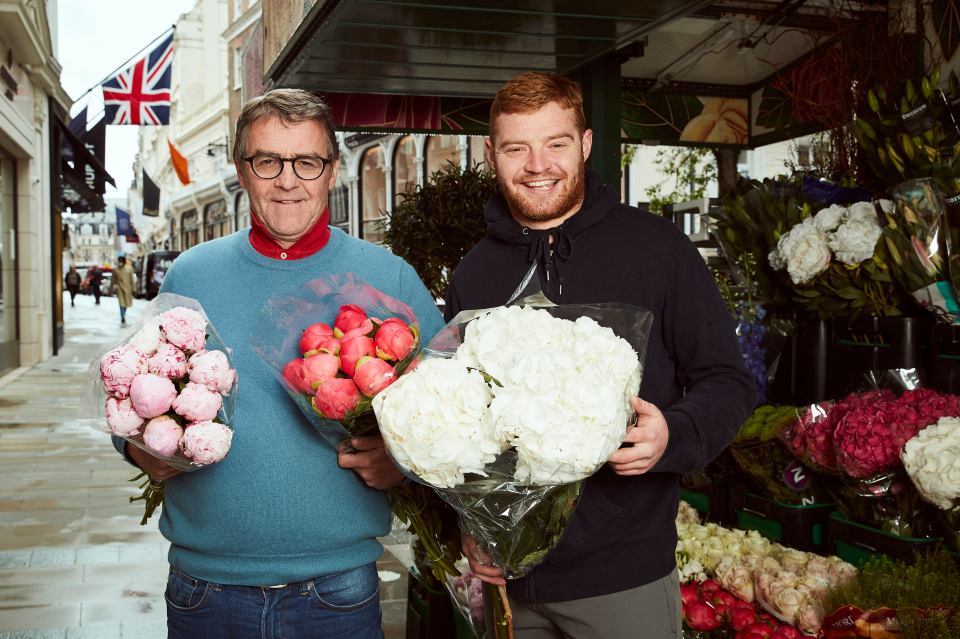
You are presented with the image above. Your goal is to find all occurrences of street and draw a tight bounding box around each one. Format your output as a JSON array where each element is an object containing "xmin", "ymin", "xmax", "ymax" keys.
[{"xmin": 0, "ymin": 293, "xmax": 412, "ymax": 638}]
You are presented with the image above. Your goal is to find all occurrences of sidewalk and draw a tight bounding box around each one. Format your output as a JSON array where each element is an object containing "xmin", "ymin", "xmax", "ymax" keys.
[{"xmin": 0, "ymin": 293, "xmax": 413, "ymax": 639}]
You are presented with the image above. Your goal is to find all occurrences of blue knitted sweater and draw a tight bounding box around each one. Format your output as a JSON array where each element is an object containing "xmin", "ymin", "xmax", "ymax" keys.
[{"xmin": 142, "ymin": 228, "xmax": 443, "ymax": 585}]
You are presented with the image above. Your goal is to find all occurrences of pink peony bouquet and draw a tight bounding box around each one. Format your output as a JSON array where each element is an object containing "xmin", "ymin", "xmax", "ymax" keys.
[
  {"xmin": 87, "ymin": 293, "xmax": 238, "ymax": 523},
  {"xmin": 251, "ymin": 274, "xmax": 421, "ymax": 449}
]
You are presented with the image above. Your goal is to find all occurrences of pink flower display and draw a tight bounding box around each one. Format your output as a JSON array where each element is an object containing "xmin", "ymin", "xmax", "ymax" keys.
[
  {"xmin": 128, "ymin": 373, "xmax": 178, "ymax": 419},
  {"xmin": 339, "ymin": 335, "xmax": 375, "ymax": 377},
  {"xmin": 172, "ymin": 382, "xmax": 223, "ymax": 422},
  {"xmin": 180, "ymin": 421, "xmax": 233, "ymax": 465},
  {"xmin": 302, "ymin": 352, "xmax": 340, "ymax": 389},
  {"xmin": 188, "ymin": 350, "xmax": 236, "ymax": 395},
  {"xmin": 333, "ymin": 304, "xmax": 370, "ymax": 338},
  {"xmin": 147, "ymin": 343, "xmax": 188, "ymax": 379},
  {"xmin": 282, "ymin": 358, "xmax": 313, "ymax": 394},
  {"xmin": 300, "ymin": 322, "xmax": 334, "ymax": 354},
  {"xmin": 160, "ymin": 306, "xmax": 207, "ymax": 353},
  {"xmin": 100, "ymin": 346, "xmax": 148, "ymax": 399},
  {"xmin": 313, "ymin": 378, "xmax": 362, "ymax": 420},
  {"xmin": 142, "ymin": 415, "xmax": 183, "ymax": 457},
  {"xmin": 353, "ymin": 356, "xmax": 397, "ymax": 396},
  {"xmin": 105, "ymin": 397, "xmax": 144, "ymax": 436},
  {"xmin": 375, "ymin": 317, "xmax": 416, "ymax": 361}
]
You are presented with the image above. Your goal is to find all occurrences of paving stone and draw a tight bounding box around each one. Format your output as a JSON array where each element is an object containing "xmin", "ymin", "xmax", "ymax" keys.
[
  {"xmin": 0, "ymin": 630, "xmax": 66, "ymax": 639},
  {"xmin": 29, "ymin": 550, "xmax": 76, "ymax": 568},
  {"xmin": 65, "ymin": 623, "xmax": 120, "ymax": 639},
  {"xmin": 0, "ymin": 551, "xmax": 32, "ymax": 569}
]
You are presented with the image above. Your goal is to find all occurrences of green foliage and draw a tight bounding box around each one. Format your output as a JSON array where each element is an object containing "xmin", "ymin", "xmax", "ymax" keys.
[
  {"xmin": 735, "ymin": 404, "xmax": 798, "ymax": 442},
  {"xmin": 851, "ymin": 67, "xmax": 959, "ymax": 194},
  {"xmin": 643, "ymin": 147, "xmax": 717, "ymax": 216},
  {"xmin": 382, "ymin": 162, "xmax": 496, "ymax": 300},
  {"xmin": 822, "ymin": 549, "xmax": 960, "ymax": 639}
]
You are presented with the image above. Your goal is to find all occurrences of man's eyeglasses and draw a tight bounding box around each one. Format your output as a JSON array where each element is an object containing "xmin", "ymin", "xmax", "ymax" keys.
[{"xmin": 243, "ymin": 153, "xmax": 331, "ymax": 180}]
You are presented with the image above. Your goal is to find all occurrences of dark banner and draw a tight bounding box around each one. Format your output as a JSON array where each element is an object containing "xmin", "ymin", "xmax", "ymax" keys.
[{"xmin": 142, "ymin": 169, "xmax": 160, "ymax": 217}]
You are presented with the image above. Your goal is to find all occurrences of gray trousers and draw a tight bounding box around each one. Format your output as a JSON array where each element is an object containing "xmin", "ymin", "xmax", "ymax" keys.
[{"xmin": 495, "ymin": 568, "xmax": 680, "ymax": 639}]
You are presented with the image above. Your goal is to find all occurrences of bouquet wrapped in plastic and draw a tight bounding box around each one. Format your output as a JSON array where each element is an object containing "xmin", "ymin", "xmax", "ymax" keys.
[
  {"xmin": 902, "ymin": 416, "xmax": 960, "ymax": 551},
  {"xmin": 372, "ymin": 272, "xmax": 652, "ymax": 636},
  {"xmin": 86, "ymin": 293, "xmax": 238, "ymax": 523},
  {"xmin": 730, "ymin": 404, "xmax": 828, "ymax": 504},
  {"xmin": 250, "ymin": 274, "xmax": 462, "ymax": 581},
  {"xmin": 782, "ymin": 369, "xmax": 960, "ymax": 536}
]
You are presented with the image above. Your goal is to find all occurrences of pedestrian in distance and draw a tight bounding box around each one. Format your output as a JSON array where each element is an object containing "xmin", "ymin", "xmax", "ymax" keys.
[
  {"xmin": 447, "ymin": 72, "xmax": 755, "ymax": 639},
  {"xmin": 88, "ymin": 267, "xmax": 103, "ymax": 305},
  {"xmin": 114, "ymin": 88, "xmax": 443, "ymax": 639},
  {"xmin": 110, "ymin": 255, "xmax": 135, "ymax": 325},
  {"xmin": 64, "ymin": 266, "xmax": 81, "ymax": 307}
]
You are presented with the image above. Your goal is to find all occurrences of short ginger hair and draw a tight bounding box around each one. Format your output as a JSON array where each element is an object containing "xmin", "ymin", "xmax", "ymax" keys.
[{"xmin": 489, "ymin": 72, "xmax": 586, "ymax": 140}]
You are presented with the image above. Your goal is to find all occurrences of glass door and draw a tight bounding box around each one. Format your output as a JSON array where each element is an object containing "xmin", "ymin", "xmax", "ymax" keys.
[{"xmin": 0, "ymin": 152, "xmax": 19, "ymax": 374}]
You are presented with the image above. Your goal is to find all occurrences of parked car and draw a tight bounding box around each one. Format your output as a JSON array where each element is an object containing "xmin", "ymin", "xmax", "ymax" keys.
[{"xmin": 137, "ymin": 251, "xmax": 180, "ymax": 300}]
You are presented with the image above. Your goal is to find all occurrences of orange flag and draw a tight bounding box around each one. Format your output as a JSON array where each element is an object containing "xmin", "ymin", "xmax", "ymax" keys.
[{"xmin": 167, "ymin": 138, "xmax": 190, "ymax": 185}]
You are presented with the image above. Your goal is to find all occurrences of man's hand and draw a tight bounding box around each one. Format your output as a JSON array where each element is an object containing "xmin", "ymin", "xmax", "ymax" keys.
[
  {"xmin": 462, "ymin": 531, "xmax": 505, "ymax": 586},
  {"xmin": 337, "ymin": 435, "xmax": 405, "ymax": 490},
  {"xmin": 608, "ymin": 397, "xmax": 669, "ymax": 475},
  {"xmin": 127, "ymin": 443, "xmax": 183, "ymax": 481}
]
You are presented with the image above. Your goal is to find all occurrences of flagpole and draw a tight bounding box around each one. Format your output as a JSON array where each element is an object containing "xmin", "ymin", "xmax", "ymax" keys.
[{"xmin": 70, "ymin": 25, "xmax": 176, "ymax": 106}]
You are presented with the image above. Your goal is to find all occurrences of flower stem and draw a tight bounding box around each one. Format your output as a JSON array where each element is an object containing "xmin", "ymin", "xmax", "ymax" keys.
[{"xmin": 128, "ymin": 473, "xmax": 165, "ymax": 525}]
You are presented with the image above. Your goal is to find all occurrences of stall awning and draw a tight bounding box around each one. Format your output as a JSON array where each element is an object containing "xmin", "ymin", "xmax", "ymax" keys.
[{"xmin": 266, "ymin": 0, "xmax": 897, "ymax": 147}]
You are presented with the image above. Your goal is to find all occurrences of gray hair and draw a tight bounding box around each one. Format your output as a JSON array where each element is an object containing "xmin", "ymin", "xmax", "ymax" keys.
[{"xmin": 232, "ymin": 88, "xmax": 340, "ymax": 166}]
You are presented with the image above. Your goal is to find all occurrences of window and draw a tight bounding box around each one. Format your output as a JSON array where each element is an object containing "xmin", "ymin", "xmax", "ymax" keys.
[
  {"xmin": 468, "ymin": 136, "xmax": 488, "ymax": 169},
  {"xmin": 204, "ymin": 200, "xmax": 229, "ymax": 241},
  {"xmin": 233, "ymin": 46, "xmax": 242, "ymax": 91},
  {"xmin": 235, "ymin": 191, "xmax": 250, "ymax": 230},
  {"xmin": 329, "ymin": 184, "xmax": 349, "ymax": 233},
  {"xmin": 181, "ymin": 210, "xmax": 199, "ymax": 250},
  {"xmin": 360, "ymin": 146, "xmax": 387, "ymax": 243},
  {"xmin": 393, "ymin": 136, "xmax": 417, "ymax": 207},
  {"xmin": 424, "ymin": 136, "xmax": 460, "ymax": 178}
]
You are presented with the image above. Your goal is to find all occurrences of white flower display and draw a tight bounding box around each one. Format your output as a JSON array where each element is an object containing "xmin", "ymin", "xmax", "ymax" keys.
[
  {"xmin": 768, "ymin": 200, "xmax": 884, "ymax": 283},
  {"xmin": 675, "ymin": 504, "xmax": 856, "ymax": 635},
  {"xmin": 374, "ymin": 305, "xmax": 641, "ymax": 488},
  {"xmin": 829, "ymin": 202, "xmax": 883, "ymax": 265},
  {"xmin": 902, "ymin": 416, "xmax": 960, "ymax": 510},
  {"xmin": 771, "ymin": 222, "xmax": 832, "ymax": 285},
  {"xmin": 813, "ymin": 204, "xmax": 845, "ymax": 232},
  {"xmin": 372, "ymin": 358, "xmax": 499, "ymax": 487}
]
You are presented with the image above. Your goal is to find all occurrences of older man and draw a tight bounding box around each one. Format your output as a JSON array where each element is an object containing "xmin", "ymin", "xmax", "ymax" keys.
[
  {"xmin": 119, "ymin": 89, "xmax": 444, "ymax": 639},
  {"xmin": 448, "ymin": 73, "xmax": 754, "ymax": 638}
]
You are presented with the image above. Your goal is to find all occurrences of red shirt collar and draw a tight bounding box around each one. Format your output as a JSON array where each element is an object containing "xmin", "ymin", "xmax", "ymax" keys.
[{"xmin": 248, "ymin": 208, "xmax": 331, "ymax": 260}]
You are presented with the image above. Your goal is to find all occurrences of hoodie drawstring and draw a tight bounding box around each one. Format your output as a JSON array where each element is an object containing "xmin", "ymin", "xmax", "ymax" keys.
[{"xmin": 526, "ymin": 228, "xmax": 575, "ymax": 298}]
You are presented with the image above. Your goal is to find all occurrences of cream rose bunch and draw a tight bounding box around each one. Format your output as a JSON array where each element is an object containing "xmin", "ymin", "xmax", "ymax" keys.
[{"xmin": 902, "ymin": 416, "xmax": 960, "ymax": 510}]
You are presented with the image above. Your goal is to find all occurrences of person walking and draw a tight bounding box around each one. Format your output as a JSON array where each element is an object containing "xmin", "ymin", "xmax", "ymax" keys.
[
  {"xmin": 88, "ymin": 267, "xmax": 103, "ymax": 305},
  {"xmin": 64, "ymin": 266, "xmax": 81, "ymax": 307},
  {"xmin": 110, "ymin": 256, "xmax": 135, "ymax": 325},
  {"xmin": 449, "ymin": 72, "xmax": 754, "ymax": 639}
]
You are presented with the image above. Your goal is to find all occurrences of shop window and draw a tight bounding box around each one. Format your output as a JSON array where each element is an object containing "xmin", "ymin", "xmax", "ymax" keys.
[
  {"xmin": 468, "ymin": 136, "xmax": 488, "ymax": 169},
  {"xmin": 393, "ymin": 136, "xmax": 418, "ymax": 207},
  {"xmin": 235, "ymin": 191, "xmax": 250, "ymax": 230},
  {"xmin": 204, "ymin": 200, "xmax": 229, "ymax": 241},
  {"xmin": 425, "ymin": 136, "xmax": 460, "ymax": 178},
  {"xmin": 360, "ymin": 145, "xmax": 386, "ymax": 243},
  {"xmin": 181, "ymin": 209, "xmax": 199, "ymax": 250}
]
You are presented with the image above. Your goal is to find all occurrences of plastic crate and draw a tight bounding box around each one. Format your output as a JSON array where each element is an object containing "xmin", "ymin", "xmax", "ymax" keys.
[
  {"xmin": 928, "ymin": 323, "xmax": 960, "ymax": 394},
  {"xmin": 830, "ymin": 316, "xmax": 928, "ymax": 395},
  {"xmin": 406, "ymin": 567, "xmax": 456, "ymax": 639},
  {"xmin": 680, "ymin": 484, "xmax": 732, "ymax": 526},
  {"xmin": 730, "ymin": 490, "xmax": 834, "ymax": 551},
  {"xmin": 826, "ymin": 511, "xmax": 942, "ymax": 566},
  {"xmin": 453, "ymin": 605, "xmax": 480, "ymax": 639}
]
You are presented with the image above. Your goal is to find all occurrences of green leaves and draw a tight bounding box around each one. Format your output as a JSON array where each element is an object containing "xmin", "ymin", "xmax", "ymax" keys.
[{"xmin": 383, "ymin": 163, "xmax": 496, "ymax": 300}]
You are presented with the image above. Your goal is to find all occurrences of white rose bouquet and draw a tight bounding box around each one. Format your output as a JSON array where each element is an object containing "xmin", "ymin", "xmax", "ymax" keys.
[
  {"xmin": 373, "ymin": 291, "xmax": 652, "ymax": 586},
  {"xmin": 85, "ymin": 293, "xmax": 238, "ymax": 524}
]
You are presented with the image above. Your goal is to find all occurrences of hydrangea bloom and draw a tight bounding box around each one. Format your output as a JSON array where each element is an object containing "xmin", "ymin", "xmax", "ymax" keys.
[
  {"xmin": 902, "ymin": 416, "xmax": 960, "ymax": 509},
  {"xmin": 375, "ymin": 306, "xmax": 641, "ymax": 487}
]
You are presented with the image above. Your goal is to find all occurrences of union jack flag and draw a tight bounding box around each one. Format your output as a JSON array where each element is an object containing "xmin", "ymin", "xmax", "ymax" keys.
[{"xmin": 101, "ymin": 31, "xmax": 174, "ymax": 125}]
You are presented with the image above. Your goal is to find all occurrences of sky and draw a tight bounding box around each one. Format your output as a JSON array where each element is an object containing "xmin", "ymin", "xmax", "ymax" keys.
[{"xmin": 57, "ymin": 0, "xmax": 198, "ymax": 197}]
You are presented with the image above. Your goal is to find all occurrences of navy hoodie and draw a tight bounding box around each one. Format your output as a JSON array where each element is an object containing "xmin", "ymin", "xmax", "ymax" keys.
[{"xmin": 445, "ymin": 170, "xmax": 754, "ymax": 602}]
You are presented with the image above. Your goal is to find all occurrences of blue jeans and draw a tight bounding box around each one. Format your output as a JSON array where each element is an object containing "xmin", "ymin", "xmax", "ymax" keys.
[{"xmin": 165, "ymin": 564, "xmax": 384, "ymax": 639}]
